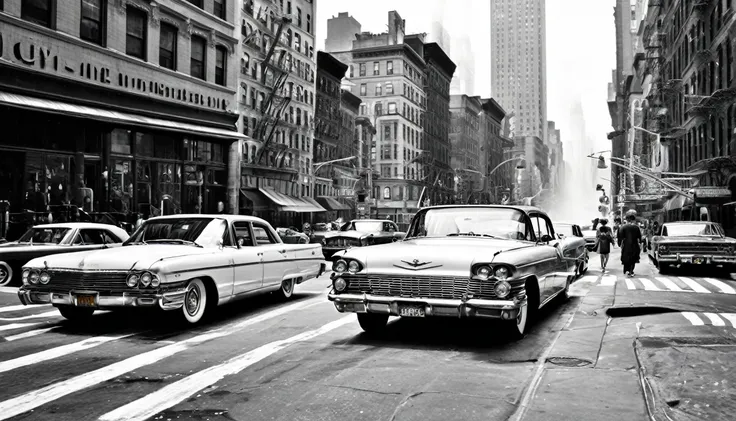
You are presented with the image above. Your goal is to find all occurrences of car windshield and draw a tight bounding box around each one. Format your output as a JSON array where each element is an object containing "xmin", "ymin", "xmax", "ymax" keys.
[
  {"xmin": 18, "ymin": 227, "xmax": 71, "ymax": 245},
  {"xmin": 124, "ymin": 218, "xmax": 227, "ymax": 247},
  {"xmin": 557, "ymin": 225, "xmax": 575, "ymax": 237},
  {"xmin": 407, "ymin": 208, "xmax": 530, "ymax": 240},
  {"xmin": 580, "ymin": 225, "xmax": 593, "ymax": 231},
  {"xmin": 349, "ymin": 221, "xmax": 384, "ymax": 232},
  {"xmin": 663, "ymin": 223, "xmax": 721, "ymax": 237}
]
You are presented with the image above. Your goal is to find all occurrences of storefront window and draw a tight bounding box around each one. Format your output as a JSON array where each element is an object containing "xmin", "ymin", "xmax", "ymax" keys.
[
  {"xmin": 110, "ymin": 159, "xmax": 133, "ymax": 213},
  {"xmin": 46, "ymin": 155, "xmax": 74, "ymax": 206},
  {"xmin": 157, "ymin": 163, "xmax": 181, "ymax": 214},
  {"xmin": 135, "ymin": 132, "xmax": 154, "ymax": 156},
  {"xmin": 155, "ymin": 135, "xmax": 178, "ymax": 159},
  {"xmin": 136, "ymin": 161, "xmax": 152, "ymax": 217},
  {"xmin": 112, "ymin": 129, "xmax": 132, "ymax": 155},
  {"xmin": 183, "ymin": 165, "xmax": 204, "ymax": 213}
]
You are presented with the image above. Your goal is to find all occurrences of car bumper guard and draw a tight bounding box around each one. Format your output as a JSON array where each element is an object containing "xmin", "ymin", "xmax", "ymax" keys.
[
  {"xmin": 17, "ymin": 287, "xmax": 188, "ymax": 310},
  {"xmin": 658, "ymin": 254, "xmax": 736, "ymax": 265}
]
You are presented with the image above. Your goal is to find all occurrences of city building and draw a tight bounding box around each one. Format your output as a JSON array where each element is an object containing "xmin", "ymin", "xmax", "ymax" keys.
[
  {"xmin": 546, "ymin": 121, "xmax": 565, "ymax": 208},
  {"xmin": 336, "ymin": 88, "xmax": 362, "ymax": 216},
  {"xmin": 0, "ymin": 0, "xmax": 244, "ymax": 240},
  {"xmin": 450, "ymin": 94, "xmax": 482, "ymax": 203},
  {"xmin": 237, "ymin": 0, "xmax": 326, "ymax": 227},
  {"xmin": 325, "ymin": 12, "xmax": 361, "ymax": 54},
  {"xmin": 491, "ymin": 0, "xmax": 548, "ymax": 141},
  {"xmin": 481, "ymin": 98, "xmax": 514, "ymax": 203},
  {"xmin": 512, "ymin": 136, "xmax": 549, "ymax": 204},
  {"xmin": 449, "ymin": 35, "xmax": 475, "ymax": 96}
]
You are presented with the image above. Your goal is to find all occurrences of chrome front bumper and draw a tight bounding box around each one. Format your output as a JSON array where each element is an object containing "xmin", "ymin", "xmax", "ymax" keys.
[
  {"xmin": 17, "ymin": 287, "xmax": 188, "ymax": 310},
  {"xmin": 658, "ymin": 253, "xmax": 736, "ymax": 265},
  {"xmin": 327, "ymin": 291, "xmax": 525, "ymax": 320}
]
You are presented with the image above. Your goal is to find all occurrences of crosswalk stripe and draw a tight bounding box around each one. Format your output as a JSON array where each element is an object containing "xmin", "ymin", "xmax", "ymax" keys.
[
  {"xmin": 4, "ymin": 327, "xmax": 56, "ymax": 342},
  {"xmin": 0, "ymin": 287, "xmax": 18, "ymax": 294},
  {"xmin": 0, "ymin": 333, "xmax": 136, "ymax": 374},
  {"xmin": 720, "ymin": 313, "xmax": 736, "ymax": 327},
  {"xmin": 0, "ymin": 311, "xmax": 59, "ymax": 321},
  {"xmin": 600, "ymin": 275, "xmax": 616, "ymax": 286},
  {"xmin": 703, "ymin": 313, "xmax": 726, "ymax": 326},
  {"xmin": 0, "ymin": 298, "xmax": 323, "ymax": 420},
  {"xmin": 625, "ymin": 279, "xmax": 636, "ymax": 290},
  {"xmin": 0, "ymin": 304, "xmax": 50, "ymax": 314},
  {"xmin": 638, "ymin": 278, "xmax": 662, "ymax": 291},
  {"xmin": 702, "ymin": 278, "xmax": 736, "ymax": 294},
  {"xmin": 681, "ymin": 312, "xmax": 705, "ymax": 325},
  {"xmin": 98, "ymin": 316, "xmax": 354, "ymax": 421},
  {"xmin": 678, "ymin": 277, "xmax": 711, "ymax": 293},
  {"xmin": 0, "ymin": 323, "xmax": 47, "ymax": 332},
  {"xmin": 655, "ymin": 277, "xmax": 684, "ymax": 292}
]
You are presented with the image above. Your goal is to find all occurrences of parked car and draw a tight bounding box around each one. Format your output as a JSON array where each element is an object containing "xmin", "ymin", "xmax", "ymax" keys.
[
  {"xmin": 328, "ymin": 205, "xmax": 580, "ymax": 339},
  {"xmin": 0, "ymin": 223, "xmax": 130, "ymax": 287},
  {"xmin": 18, "ymin": 215, "xmax": 326, "ymax": 324},
  {"xmin": 555, "ymin": 222, "xmax": 589, "ymax": 276},
  {"xmin": 309, "ymin": 222, "xmax": 337, "ymax": 244},
  {"xmin": 276, "ymin": 227, "xmax": 310, "ymax": 244},
  {"xmin": 580, "ymin": 224, "xmax": 597, "ymax": 251},
  {"xmin": 322, "ymin": 219, "xmax": 406, "ymax": 260},
  {"xmin": 649, "ymin": 221, "xmax": 736, "ymax": 274}
]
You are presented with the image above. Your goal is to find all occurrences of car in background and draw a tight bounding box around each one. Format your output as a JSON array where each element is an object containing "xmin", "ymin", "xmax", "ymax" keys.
[
  {"xmin": 328, "ymin": 205, "xmax": 580, "ymax": 339},
  {"xmin": 276, "ymin": 227, "xmax": 310, "ymax": 244},
  {"xmin": 309, "ymin": 222, "xmax": 337, "ymax": 244},
  {"xmin": 555, "ymin": 222, "xmax": 589, "ymax": 277},
  {"xmin": 649, "ymin": 221, "xmax": 736, "ymax": 274},
  {"xmin": 580, "ymin": 224, "xmax": 597, "ymax": 251},
  {"xmin": 0, "ymin": 223, "xmax": 130, "ymax": 287},
  {"xmin": 18, "ymin": 215, "xmax": 325, "ymax": 324},
  {"xmin": 322, "ymin": 219, "xmax": 405, "ymax": 260}
]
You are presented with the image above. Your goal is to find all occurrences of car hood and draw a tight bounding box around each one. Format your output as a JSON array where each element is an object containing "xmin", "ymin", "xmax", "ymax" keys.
[
  {"xmin": 325, "ymin": 231, "xmax": 375, "ymax": 240},
  {"xmin": 656, "ymin": 236, "xmax": 736, "ymax": 244},
  {"xmin": 25, "ymin": 245, "xmax": 216, "ymax": 272},
  {"xmin": 342, "ymin": 237, "xmax": 534, "ymax": 275}
]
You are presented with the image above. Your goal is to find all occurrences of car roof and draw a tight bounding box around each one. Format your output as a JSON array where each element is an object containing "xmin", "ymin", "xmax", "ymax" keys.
[
  {"xmin": 350, "ymin": 219, "xmax": 391, "ymax": 223},
  {"xmin": 421, "ymin": 204, "xmax": 544, "ymax": 214},
  {"xmin": 31, "ymin": 222, "xmax": 120, "ymax": 230},
  {"xmin": 147, "ymin": 214, "xmax": 267, "ymax": 223},
  {"xmin": 664, "ymin": 221, "xmax": 713, "ymax": 224}
]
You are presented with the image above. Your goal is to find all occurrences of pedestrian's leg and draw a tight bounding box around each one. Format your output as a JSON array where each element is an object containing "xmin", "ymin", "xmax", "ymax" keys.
[{"xmin": 600, "ymin": 254, "xmax": 604, "ymax": 269}]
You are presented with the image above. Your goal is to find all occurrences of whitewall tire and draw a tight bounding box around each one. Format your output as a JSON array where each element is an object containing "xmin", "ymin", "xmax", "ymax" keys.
[
  {"xmin": 182, "ymin": 279, "xmax": 208, "ymax": 324},
  {"xmin": 278, "ymin": 278, "xmax": 296, "ymax": 299},
  {"xmin": 504, "ymin": 302, "xmax": 529, "ymax": 340},
  {"xmin": 0, "ymin": 262, "xmax": 12, "ymax": 287}
]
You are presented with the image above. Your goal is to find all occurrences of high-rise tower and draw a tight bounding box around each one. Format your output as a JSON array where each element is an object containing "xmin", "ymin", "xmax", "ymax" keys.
[{"xmin": 491, "ymin": 0, "xmax": 547, "ymax": 142}]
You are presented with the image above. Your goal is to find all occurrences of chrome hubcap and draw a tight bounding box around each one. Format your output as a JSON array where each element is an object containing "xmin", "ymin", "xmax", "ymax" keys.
[
  {"xmin": 0, "ymin": 269, "xmax": 6, "ymax": 283},
  {"xmin": 185, "ymin": 285, "xmax": 200, "ymax": 316},
  {"xmin": 282, "ymin": 279, "xmax": 293, "ymax": 295}
]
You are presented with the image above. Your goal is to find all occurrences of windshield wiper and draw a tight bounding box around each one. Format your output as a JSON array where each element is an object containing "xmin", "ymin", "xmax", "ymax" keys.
[
  {"xmin": 447, "ymin": 232, "xmax": 504, "ymax": 239},
  {"xmin": 125, "ymin": 240, "xmax": 148, "ymax": 246},
  {"xmin": 146, "ymin": 239, "xmax": 203, "ymax": 248}
]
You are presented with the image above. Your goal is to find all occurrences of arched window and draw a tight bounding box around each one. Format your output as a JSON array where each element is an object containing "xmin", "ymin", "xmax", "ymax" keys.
[
  {"xmin": 242, "ymin": 53, "xmax": 250, "ymax": 74},
  {"xmin": 383, "ymin": 187, "xmax": 391, "ymax": 199},
  {"xmin": 294, "ymin": 33, "xmax": 301, "ymax": 51}
]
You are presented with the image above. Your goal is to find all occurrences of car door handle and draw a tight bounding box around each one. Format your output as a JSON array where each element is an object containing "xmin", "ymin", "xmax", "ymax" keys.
[
  {"xmin": 257, "ymin": 252, "xmax": 263, "ymax": 256},
  {"xmin": 279, "ymin": 250, "xmax": 287, "ymax": 254}
]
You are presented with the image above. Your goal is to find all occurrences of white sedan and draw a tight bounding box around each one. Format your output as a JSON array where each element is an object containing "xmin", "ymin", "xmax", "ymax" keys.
[{"xmin": 18, "ymin": 215, "xmax": 326, "ymax": 324}]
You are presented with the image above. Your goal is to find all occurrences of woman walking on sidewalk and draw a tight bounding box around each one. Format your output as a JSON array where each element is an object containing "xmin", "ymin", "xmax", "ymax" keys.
[
  {"xmin": 617, "ymin": 213, "xmax": 642, "ymax": 277},
  {"xmin": 596, "ymin": 219, "xmax": 614, "ymax": 272}
]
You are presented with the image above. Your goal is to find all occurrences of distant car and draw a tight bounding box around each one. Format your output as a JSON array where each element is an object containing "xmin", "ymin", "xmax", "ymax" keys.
[
  {"xmin": 580, "ymin": 225, "xmax": 597, "ymax": 251},
  {"xmin": 322, "ymin": 219, "xmax": 405, "ymax": 260},
  {"xmin": 555, "ymin": 223, "xmax": 589, "ymax": 276},
  {"xmin": 309, "ymin": 222, "xmax": 337, "ymax": 244},
  {"xmin": 276, "ymin": 227, "xmax": 310, "ymax": 244},
  {"xmin": 18, "ymin": 215, "xmax": 325, "ymax": 324},
  {"xmin": 0, "ymin": 223, "xmax": 130, "ymax": 287},
  {"xmin": 649, "ymin": 221, "xmax": 736, "ymax": 274}
]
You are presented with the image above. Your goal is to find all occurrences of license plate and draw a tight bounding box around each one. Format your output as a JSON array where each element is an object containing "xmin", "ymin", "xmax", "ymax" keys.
[
  {"xmin": 76, "ymin": 294, "xmax": 97, "ymax": 307},
  {"xmin": 399, "ymin": 306, "xmax": 425, "ymax": 318},
  {"xmin": 693, "ymin": 256, "xmax": 705, "ymax": 264}
]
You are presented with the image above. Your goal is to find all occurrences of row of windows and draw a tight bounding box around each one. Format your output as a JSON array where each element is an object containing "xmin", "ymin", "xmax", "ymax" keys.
[{"xmin": 244, "ymin": 0, "xmax": 313, "ymax": 35}]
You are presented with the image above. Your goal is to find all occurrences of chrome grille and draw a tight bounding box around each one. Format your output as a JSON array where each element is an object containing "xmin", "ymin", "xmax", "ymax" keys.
[
  {"xmin": 43, "ymin": 270, "xmax": 129, "ymax": 292},
  {"xmin": 327, "ymin": 237, "xmax": 360, "ymax": 247},
  {"xmin": 665, "ymin": 244, "xmax": 723, "ymax": 253},
  {"xmin": 343, "ymin": 275, "xmax": 523, "ymax": 300}
]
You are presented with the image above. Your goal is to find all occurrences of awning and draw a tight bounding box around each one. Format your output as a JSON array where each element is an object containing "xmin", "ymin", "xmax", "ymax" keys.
[
  {"xmin": 259, "ymin": 188, "xmax": 326, "ymax": 213},
  {"xmin": 239, "ymin": 189, "xmax": 270, "ymax": 210},
  {"xmin": 316, "ymin": 196, "xmax": 351, "ymax": 211},
  {"xmin": 0, "ymin": 91, "xmax": 246, "ymax": 141},
  {"xmin": 663, "ymin": 194, "xmax": 695, "ymax": 211}
]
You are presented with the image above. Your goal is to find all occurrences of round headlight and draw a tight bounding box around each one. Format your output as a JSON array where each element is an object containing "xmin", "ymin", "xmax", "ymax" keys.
[
  {"xmin": 126, "ymin": 274, "xmax": 139, "ymax": 288},
  {"xmin": 150, "ymin": 275, "xmax": 160, "ymax": 287},
  {"xmin": 475, "ymin": 265, "xmax": 492, "ymax": 280},
  {"xmin": 39, "ymin": 272, "xmax": 51, "ymax": 285},
  {"xmin": 334, "ymin": 259, "xmax": 348, "ymax": 273},
  {"xmin": 140, "ymin": 272, "xmax": 152, "ymax": 287},
  {"xmin": 22, "ymin": 269, "xmax": 30, "ymax": 283},
  {"xmin": 658, "ymin": 245, "xmax": 668, "ymax": 254},
  {"xmin": 348, "ymin": 260, "xmax": 360, "ymax": 273},
  {"xmin": 494, "ymin": 266, "xmax": 510, "ymax": 280},
  {"xmin": 29, "ymin": 271, "xmax": 40, "ymax": 285},
  {"xmin": 494, "ymin": 280, "xmax": 512, "ymax": 298},
  {"xmin": 334, "ymin": 277, "xmax": 347, "ymax": 292}
]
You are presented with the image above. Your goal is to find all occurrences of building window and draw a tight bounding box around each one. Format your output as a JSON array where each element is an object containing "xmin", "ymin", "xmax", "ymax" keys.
[
  {"xmin": 387, "ymin": 61, "xmax": 393, "ymax": 75},
  {"xmin": 159, "ymin": 23, "xmax": 177, "ymax": 70},
  {"xmin": 386, "ymin": 82, "xmax": 393, "ymax": 95},
  {"xmin": 215, "ymin": 46, "xmax": 227, "ymax": 86},
  {"xmin": 388, "ymin": 102, "xmax": 397, "ymax": 114},
  {"xmin": 375, "ymin": 102, "xmax": 383, "ymax": 116},
  {"xmin": 186, "ymin": 0, "xmax": 203, "ymax": 8},
  {"xmin": 80, "ymin": 0, "xmax": 105, "ymax": 45},
  {"xmin": 297, "ymin": 7, "xmax": 302, "ymax": 27},
  {"xmin": 294, "ymin": 33, "xmax": 301, "ymax": 52},
  {"xmin": 383, "ymin": 187, "xmax": 391, "ymax": 199},
  {"xmin": 125, "ymin": 7, "xmax": 147, "ymax": 60},
  {"xmin": 373, "ymin": 61, "xmax": 380, "ymax": 75},
  {"xmin": 349, "ymin": 65, "xmax": 354, "ymax": 78},
  {"xmin": 359, "ymin": 63, "xmax": 366, "ymax": 76},
  {"xmin": 213, "ymin": 0, "xmax": 225, "ymax": 19},
  {"xmin": 360, "ymin": 84, "xmax": 366, "ymax": 96},
  {"xmin": 307, "ymin": 13, "xmax": 311, "ymax": 33},
  {"xmin": 191, "ymin": 36, "xmax": 206, "ymax": 80},
  {"xmin": 375, "ymin": 83, "xmax": 382, "ymax": 96},
  {"xmin": 21, "ymin": 0, "xmax": 54, "ymax": 27}
]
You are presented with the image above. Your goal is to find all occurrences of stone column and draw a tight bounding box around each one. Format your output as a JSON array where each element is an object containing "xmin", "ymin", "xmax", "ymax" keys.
[{"xmin": 227, "ymin": 140, "xmax": 241, "ymax": 214}]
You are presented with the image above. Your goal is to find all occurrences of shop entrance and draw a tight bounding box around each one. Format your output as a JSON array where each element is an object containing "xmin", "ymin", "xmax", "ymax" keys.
[{"xmin": 0, "ymin": 151, "xmax": 25, "ymax": 212}]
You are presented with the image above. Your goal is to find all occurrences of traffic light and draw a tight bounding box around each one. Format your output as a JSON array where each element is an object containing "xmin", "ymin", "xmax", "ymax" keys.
[
  {"xmin": 596, "ymin": 184, "xmax": 604, "ymax": 191},
  {"xmin": 599, "ymin": 195, "xmax": 610, "ymax": 205}
]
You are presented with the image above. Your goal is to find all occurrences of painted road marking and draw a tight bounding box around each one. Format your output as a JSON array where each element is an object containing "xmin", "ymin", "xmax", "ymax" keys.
[
  {"xmin": 625, "ymin": 279, "xmax": 636, "ymax": 290},
  {"xmin": 638, "ymin": 278, "xmax": 662, "ymax": 291},
  {"xmin": 98, "ymin": 316, "xmax": 354, "ymax": 421},
  {"xmin": 0, "ymin": 304, "xmax": 50, "ymax": 314},
  {"xmin": 4, "ymin": 327, "xmax": 56, "ymax": 342},
  {"xmin": 0, "ymin": 298, "xmax": 326, "ymax": 420},
  {"xmin": 654, "ymin": 277, "xmax": 684, "ymax": 292},
  {"xmin": 678, "ymin": 277, "xmax": 711, "ymax": 293},
  {"xmin": 681, "ymin": 312, "xmax": 705, "ymax": 325},
  {"xmin": 703, "ymin": 313, "xmax": 726, "ymax": 327},
  {"xmin": 0, "ymin": 287, "xmax": 18, "ymax": 294},
  {"xmin": 0, "ymin": 333, "xmax": 137, "ymax": 374},
  {"xmin": 702, "ymin": 278, "xmax": 736, "ymax": 295},
  {"xmin": 600, "ymin": 275, "xmax": 616, "ymax": 286},
  {"xmin": 0, "ymin": 322, "xmax": 50, "ymax": 333},
  {"xmin": 0, "ymin": 311, "xmax": 59, "ymax": 321},
  {"xmin": 720, "ymin": 314, "xmax": 736, "ymax": 327}
]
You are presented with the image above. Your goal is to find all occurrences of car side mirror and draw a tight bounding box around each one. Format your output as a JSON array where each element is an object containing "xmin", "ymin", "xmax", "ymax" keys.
[{"xmin": 540, "ymin": 234, "xmax": 553, "ymax": 243}]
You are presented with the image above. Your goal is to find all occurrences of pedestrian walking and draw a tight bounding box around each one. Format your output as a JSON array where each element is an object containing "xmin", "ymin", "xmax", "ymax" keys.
[
  {"xmin": 596, "ymin": 219, "xmax": 614, "ymax": 272},
  {"xmin": 617, "ymin": 213, "xmax": 642, "ymax": 277}
]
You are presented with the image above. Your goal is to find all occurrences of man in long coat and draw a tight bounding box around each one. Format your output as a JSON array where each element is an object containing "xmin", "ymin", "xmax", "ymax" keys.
[{"xmin": 617, "ymin": 213, "xmax": 642, "ymax": 277}]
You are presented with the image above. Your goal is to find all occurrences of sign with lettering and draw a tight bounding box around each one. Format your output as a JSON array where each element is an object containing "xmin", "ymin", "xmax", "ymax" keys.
[
  {"xmin": 693, "ymin": 187, "xmax": 731, "ymax": 199},
  {"xmin": 0, "ymin": 27, "xmax": 232, "ymax": 112}
]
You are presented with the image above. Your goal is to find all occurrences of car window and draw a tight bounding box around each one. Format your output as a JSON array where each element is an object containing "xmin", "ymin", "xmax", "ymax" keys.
[
  {"xmin": 101, "ymin": 230, "xmax": 121, "ymax": 243},
  {"xmin": 233, "ymin": 222, "xmax": 254, "ymax": 247},
  {"xmin": 252, "ymin": 224, "xmax": 277, "ymax": 245},
  {"xmin": 530, "ymin": 216, "xmax": 550, "ymax": 239},
  {"xmin": 73, "ymin": 229, "xmax": 106, "ymax": 245}
]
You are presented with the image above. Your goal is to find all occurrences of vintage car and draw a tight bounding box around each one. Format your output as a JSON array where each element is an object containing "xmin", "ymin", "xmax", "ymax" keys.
[
  {"xmin": 328, "ymin": 205, "xmax": 583, "ymax": 339},
  {"xmin": 554, "ymin": 222, "xmax": 589, "ymax": 276},
  {"xmin": 579, "ymin": 224, "xmax": 598, "ymax": 251},
  {"xmin": 649, "ymin": 221, "xmax": 736, "ymax": 274},
  {"xmin": 18, "ymin": 215, "xmax": 325, "ymax": 324},
  {"xmin": 0, "ymin": 223, "xmax": 130, "ymax": 287},
  {"xmin": 276, "ymin": 227, "xmax": 310, "ymax": 244},
  {"xmin": 321, "ymin": 219, "xmax": 406, "ymax": 260}
]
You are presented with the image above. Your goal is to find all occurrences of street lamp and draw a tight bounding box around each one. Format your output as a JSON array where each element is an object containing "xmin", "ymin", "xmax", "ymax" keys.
[{"xmin": 313, "ymin": 156, "xmax": 357, "ymax": 173}]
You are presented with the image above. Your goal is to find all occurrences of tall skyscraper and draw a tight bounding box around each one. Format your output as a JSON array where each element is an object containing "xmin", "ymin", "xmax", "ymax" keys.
[{"xmin": 490, "ymin": 0, "xmax": 548, "ymax": 142}]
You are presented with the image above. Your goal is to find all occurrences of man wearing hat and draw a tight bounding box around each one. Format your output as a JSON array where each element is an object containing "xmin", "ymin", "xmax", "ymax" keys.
[{"xmin": 617, "ymin": 210, "xmax": 642, "ymax": 277}]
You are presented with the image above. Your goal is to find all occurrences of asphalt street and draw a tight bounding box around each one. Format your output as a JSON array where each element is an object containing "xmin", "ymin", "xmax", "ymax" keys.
[{"xmin": 0, "ymin": 251, "xmax": 733, "ymax": 421}]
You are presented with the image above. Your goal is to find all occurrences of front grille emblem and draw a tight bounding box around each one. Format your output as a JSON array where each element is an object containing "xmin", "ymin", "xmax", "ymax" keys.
[
  {"xmin": 394, "ymin": 259, "xmax": 442, "ymax": 271},
  {"xmin": 403, "ymin": 259, "xmax": 431, "ymax": 267}
]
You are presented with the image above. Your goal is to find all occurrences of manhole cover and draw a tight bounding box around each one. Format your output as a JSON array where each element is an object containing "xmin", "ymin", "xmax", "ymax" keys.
[{"xmin": 546, "ymin": 357, "xmax": 592, "ymax": 367}]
